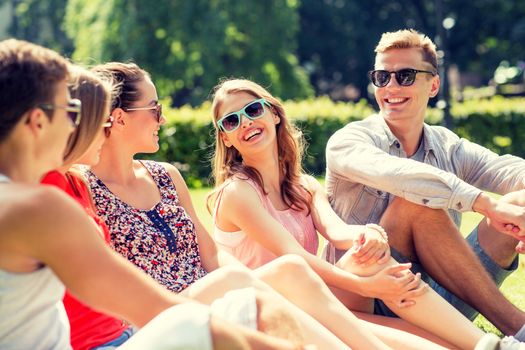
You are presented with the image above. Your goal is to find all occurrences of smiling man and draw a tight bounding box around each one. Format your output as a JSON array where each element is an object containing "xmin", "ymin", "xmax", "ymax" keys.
[{"xmin": 325, "ymin": 29, "xmax": 525, "ymax": 341}]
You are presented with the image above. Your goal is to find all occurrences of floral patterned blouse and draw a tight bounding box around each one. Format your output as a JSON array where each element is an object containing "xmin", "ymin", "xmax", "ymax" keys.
[{"xmin": 86, "ymin": 160, "xmax": 207, "ymax": 292}]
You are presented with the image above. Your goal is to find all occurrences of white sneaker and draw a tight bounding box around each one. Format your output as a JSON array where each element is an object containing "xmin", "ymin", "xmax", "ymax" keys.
[
  {"xmin": 499, "ymin": 336, "xmax": 525, "ymax": 350},
  {"xmin": 475, "ymin": 334, "xmax": 500, "ymax": 350}
]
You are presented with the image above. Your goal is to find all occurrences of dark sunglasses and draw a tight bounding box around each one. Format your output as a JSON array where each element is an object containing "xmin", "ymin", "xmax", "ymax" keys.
[
  {"xmin": 217, "ymin": 98, "xmax": 269, "ymax": 133},
  {"xmin": 123, "ymin": 103, "xmax": 163, "ymax": 122},
  {"xmin": 39, "ymin": 98, "xmax": 82, "ymax": 127},
  {"xmin": 368, "ymin": 68, "xmax": 436, "ymax": 87}
]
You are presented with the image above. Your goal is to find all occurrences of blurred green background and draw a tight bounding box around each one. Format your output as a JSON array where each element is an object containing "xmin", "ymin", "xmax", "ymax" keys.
[{"xmin": 2, "ymin": 0, "xmax": 525, "ymax": 106}]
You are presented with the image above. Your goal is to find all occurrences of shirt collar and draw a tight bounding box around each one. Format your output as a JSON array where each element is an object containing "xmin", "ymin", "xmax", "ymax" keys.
[
  {"xmin": 375, "ymin": 114, "xmax": 400, "ymax": 147},
  {"xmin": 376, "ymin": 114, "xmax": 436, "ymax": 153},
  {"xmin": 422, "ymin": 123, "xmax": 437, "ymax": 153}
]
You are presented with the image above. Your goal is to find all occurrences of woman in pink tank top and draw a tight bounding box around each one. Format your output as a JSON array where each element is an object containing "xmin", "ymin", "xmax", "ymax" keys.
[{"xmin": 208, "ymin": 79, "xmax": 504, "ymax": 350}]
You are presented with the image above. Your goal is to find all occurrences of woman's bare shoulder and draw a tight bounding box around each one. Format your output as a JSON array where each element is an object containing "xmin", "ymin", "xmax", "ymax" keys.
[{"xmin": 0, "ymin": 184, "xmax": 84, "ymax": 238}]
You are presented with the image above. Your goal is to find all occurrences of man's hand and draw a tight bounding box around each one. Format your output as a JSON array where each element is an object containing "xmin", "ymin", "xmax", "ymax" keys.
[
  {"xmin": 473, "ymin": 193, "xmax": 525, "ymax": 246},
  {"xmin": 350, "ymin": 224, "xmax": 390, "ymax": 266}
]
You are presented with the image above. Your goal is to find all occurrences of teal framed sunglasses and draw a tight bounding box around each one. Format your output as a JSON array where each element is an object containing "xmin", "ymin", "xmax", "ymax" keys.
[{"xmin": 217, "ymin": 98, "xmax": 270, "ymax": 133}]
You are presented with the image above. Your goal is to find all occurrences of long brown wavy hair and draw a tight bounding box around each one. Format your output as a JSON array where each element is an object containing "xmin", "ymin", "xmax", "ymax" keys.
[{"xmin": 207, "ymin": 78, "xmax": 312, "ymax": 214}]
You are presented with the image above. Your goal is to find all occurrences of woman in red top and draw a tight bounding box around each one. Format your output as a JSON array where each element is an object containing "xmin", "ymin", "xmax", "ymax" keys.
[{"xmin": 41, "ymin": 66, "xmax": 131, "ymax": 350}]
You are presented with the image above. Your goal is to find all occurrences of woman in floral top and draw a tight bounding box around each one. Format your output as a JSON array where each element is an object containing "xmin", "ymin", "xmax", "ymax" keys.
[{"xmin": 86, "ymin": 159, "xmax": 207, "ymax": 292}]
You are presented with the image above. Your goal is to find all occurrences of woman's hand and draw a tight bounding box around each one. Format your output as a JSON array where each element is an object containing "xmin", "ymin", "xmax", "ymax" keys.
[
  {"xmin": 349, "ymin": 224, "xmax": 390, "ymax": 267},
  {"xmin": 356, "ymin": 263, "xmax": 428, "ymax": 308}
]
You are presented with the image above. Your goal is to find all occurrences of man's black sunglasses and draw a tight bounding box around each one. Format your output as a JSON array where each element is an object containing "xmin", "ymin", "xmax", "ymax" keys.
[{"xmin": 368, "ymin": 68, "xmax": 436, "ymax": 87}]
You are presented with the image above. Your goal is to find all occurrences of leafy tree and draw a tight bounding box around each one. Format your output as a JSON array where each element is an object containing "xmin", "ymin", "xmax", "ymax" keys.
[
  {"xmin": 297, "ymin": 0, "xmax": 436, "ymax": 101},
  {"xmin": 445, "ymin": 0, "xmax": 525, "ymax": 82},
  {"xmin": 0, "ymin": 0, "xmax": 73, "ymax": 55},
  {"xmin": 66, "ymin": 0, "xmax": 313, "ymax": 106},
  {"xmin": 297, "ymin": 0, "xmax": 525, "ymax": 100}
]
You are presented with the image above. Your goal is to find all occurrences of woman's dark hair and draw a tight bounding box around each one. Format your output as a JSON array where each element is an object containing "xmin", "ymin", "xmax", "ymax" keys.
[
  {"xmin": 91, "ymin": 62, "xmax": 150, "ymax": 112},
  {"xmin": 0, "ymin": 39, "xmax": 70, "ymax": 142}
]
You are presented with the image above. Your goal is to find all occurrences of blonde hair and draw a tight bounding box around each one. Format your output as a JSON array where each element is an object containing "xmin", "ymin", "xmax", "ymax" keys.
[
  {"xmin": 63, "ymin": 66, "xmax": 112, "ymax": 165},
  {"xmin": 208, "ymin": 78, "xmax": 312, "ymax": 214},
  {"xmin": 375, "ymin": 29, "xmax": 438, "ymax": 71}
]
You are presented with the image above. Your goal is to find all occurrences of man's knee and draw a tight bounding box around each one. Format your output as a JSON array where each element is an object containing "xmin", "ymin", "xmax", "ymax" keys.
[
  {"xmin": 381, "ymin": 197, "xmax": 422, "ymax": 229},
  {"xmin": 388, "ymin": 196, "xmax": 420, "ymax": 210},
  {"xmin": 383, "ymin": 197, "xmax": 454, "ymax": 227},
  {"xmin": 386, "ymin": 197, "xmax": 436, "ymax": 217}
]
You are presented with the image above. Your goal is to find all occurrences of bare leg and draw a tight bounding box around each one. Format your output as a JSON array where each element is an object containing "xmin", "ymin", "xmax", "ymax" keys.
[
  {"xmin": 254, "ymin": 255, "xmax": 452, "ymax": 350},
  {"xmin": 182, "ymin": 264, "xmax": 350, "ymax": 349},
  {"xmin": 354, "ymin": 312, "xmax": 461, "ymax": 350},
  {"xmin": 183, "ymin": 259, "xmax": 454, "ymax": 349},
  {"xmin": 381, "ymin": 197, "xmax": 525, "ymax": 335},
  {"xmin": 337, "ymin": 252, "xmax": 483, "ymax": 350}
]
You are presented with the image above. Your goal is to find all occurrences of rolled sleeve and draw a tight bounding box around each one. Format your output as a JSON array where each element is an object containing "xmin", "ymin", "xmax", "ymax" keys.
[
  {"xmin": 453, "ymin": 138, "xmax": 525, "ymax": 195},
  {"xmin": 326, "ymin": 116, "xmax": 483, "ymax": 212},
  {"xmin": 446, "ymin": 179, "xmax": 481, "ymax": 212}
]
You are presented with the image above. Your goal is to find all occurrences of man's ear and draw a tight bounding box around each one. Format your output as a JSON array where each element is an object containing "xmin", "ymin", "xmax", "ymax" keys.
[
  {"xmin": 25, "ymin": 108, "xmax": 46, "ymax": 136},
  {"xmin": 429, "ymin": 74, "xmax": 441, "ymax": 98},
  {"xmin": 220, "ymin": 131, "xmax": 232, "ymax": 148}
]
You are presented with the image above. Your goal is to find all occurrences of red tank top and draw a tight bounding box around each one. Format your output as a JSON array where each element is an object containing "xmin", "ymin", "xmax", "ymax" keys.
[{"xmin": 41, "ymin": 171, "xmax": 128, "ymax": 350}]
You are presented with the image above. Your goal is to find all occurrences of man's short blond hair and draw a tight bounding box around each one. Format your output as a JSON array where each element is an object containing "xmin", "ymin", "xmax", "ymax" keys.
[{"xmin": 375, "ymin": 29, "xmax": 438, "ymax": 71}]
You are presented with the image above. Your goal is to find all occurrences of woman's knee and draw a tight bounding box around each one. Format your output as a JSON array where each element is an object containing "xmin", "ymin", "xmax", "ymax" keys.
[
  {"xmin": 270, "ymin": 254, "xmax": 324, "ymax": 287},
  {"xmin": 272, "ymin": 254, "xmax": 311, "ymax": 276},
  {"xmin": 212, "ymin": 264, "xmax": 256, "ymax": 289}
]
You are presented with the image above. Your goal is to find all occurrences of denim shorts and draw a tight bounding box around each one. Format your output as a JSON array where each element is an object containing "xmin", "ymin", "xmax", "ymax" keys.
[
  {"xmin": 374, "ymin": 227, "xmax": 519, "ymax": 320},
  {"xmin": 93, "ymin": 327, "xmax": 136, "ymax": 350}
]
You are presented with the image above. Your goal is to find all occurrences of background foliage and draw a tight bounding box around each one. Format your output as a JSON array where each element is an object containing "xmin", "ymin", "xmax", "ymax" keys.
[
  {"xmin": 148, "ymin": 96, "xmax": 525, "ymax": 187},
  {"xmin": 2, "ymin": 0, "xmax": 525, "ymax": 105},
  {"xmin": 64, "ymin": 0, "xmax": 313, "ymax": 105}
]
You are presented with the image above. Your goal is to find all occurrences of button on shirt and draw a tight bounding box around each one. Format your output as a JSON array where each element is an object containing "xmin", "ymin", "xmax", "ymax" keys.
[{"xmin": 325, "ymin": 114, "xmax": 525, "ymax": 228}]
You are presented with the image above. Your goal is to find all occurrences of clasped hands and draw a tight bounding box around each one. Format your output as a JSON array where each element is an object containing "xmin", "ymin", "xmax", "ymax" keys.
[
  {"xmin": 484, "ymin": 200, "xmax": 525, "ymax": 254},
  {"xmin": 346, "ymin": 224, "xmax": 428, "ymax": 307}
]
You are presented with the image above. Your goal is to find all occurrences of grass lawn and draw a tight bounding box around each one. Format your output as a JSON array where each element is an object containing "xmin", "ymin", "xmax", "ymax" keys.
[{"xmin": 189, "ymin": 187, "xmax": 524, "ymax": 335}]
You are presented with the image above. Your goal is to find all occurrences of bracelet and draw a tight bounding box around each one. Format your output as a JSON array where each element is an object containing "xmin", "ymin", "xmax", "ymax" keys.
[{"xmin": 365, "ymin": 223, "xmax": 388, "ymax": 243}]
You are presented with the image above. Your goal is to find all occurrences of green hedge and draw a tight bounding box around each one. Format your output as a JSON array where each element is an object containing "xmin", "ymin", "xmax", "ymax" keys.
[
  {"xmin": 146, "ymin": 96, "xmax": 525, "ymax": 187},
  {"xmin": 450, "ymin": 97, "xmax": 525, "ymax": 156}
]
